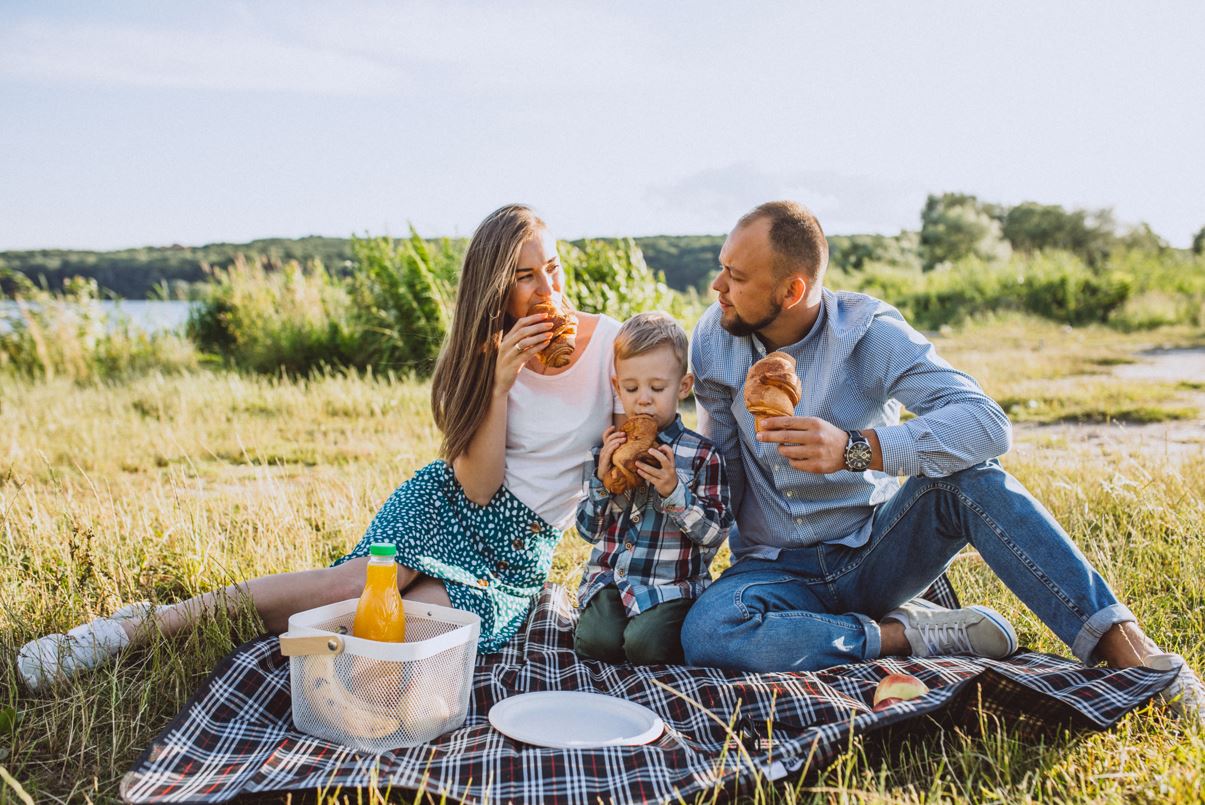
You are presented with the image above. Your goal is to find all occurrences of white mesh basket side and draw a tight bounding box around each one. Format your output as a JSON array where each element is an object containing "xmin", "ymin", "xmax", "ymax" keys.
[{"xmin": 287, "ymin": 606, "xmax": 480, "ymax": 752}]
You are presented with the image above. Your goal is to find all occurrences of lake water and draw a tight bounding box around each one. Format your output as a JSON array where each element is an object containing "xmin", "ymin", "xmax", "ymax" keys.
[{"xmin": 0, "ymin": 300, "xmax": 195, "ymax": 333}]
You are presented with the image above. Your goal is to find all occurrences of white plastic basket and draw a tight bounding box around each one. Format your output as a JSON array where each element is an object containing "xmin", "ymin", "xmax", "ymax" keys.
[{"xmin": 280, "ymin": 598, "xmax": 480, "ymax": 752}]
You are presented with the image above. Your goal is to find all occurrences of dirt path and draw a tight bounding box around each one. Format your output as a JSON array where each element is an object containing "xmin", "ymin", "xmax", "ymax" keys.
[{"xmin": 1011, "ymin": 347, "xmax": 1205, "ymax": 462}]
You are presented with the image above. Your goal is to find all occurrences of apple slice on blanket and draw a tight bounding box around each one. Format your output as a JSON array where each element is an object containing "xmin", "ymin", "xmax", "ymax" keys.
[{"xmin": 872, "ymin": 673, "xmax": 929, "ymax": 711}]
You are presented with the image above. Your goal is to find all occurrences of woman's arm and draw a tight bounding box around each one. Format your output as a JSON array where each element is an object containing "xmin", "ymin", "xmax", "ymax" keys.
[
  {"xmin": 453, "ymin": 313, "xmax": 552, "ymax": 504},
  {"xmin": 452, "ymin": 385, "xmax": 510, "ymax": 505}
]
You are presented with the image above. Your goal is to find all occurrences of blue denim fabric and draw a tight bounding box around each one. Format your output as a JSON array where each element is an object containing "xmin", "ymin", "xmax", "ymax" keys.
[{"xmin": 681, "ymin": 460, "xmax": 1135, "ymax": 672}]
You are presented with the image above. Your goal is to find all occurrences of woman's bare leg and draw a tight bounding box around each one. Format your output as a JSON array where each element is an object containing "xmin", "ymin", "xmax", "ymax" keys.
[
  {"xmin": 402, "ymin": 575, "xmax": 451, "ymax": 608},
  {"xmin": 123, "ymin": 558, "xmax": 449, "ymax": 644},
  {"xmin": 124, "ymin": 557, "xmax": 373, "ymax": 643}
]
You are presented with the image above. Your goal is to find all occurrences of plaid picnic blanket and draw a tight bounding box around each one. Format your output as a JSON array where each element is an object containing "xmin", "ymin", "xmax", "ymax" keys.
[{"xmin": 122, "ymin": 581, "xmax": 1177, "ymax": 804}]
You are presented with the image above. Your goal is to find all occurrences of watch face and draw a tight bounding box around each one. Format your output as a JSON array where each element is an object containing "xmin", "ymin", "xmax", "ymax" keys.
[{"xmin": 846, "ymin": 441, "xmax": 873, "ymax": 471}]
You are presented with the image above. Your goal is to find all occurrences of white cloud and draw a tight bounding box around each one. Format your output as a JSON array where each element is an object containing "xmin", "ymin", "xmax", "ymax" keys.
[
  {"xmin": 0, "ymin": 3, "xmax": 665, "ymax": 96},
  {"xmin": 646, "ymin": 163, "xmax": 927, "ymax": 235},
  {"xmin": 0, "ymin": 18, "xmax": 408, "ymax": 95}
]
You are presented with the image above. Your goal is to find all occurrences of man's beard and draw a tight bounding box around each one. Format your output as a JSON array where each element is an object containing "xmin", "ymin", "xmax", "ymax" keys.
[{"xmin": 721, "ymin": 299, "xmax": 782, "ymax": 337}]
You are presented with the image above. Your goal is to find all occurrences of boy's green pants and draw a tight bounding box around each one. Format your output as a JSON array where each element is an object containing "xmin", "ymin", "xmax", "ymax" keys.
[{"xmin": 574, "ymin": 587, "xmax": 693, "ymax": 665}]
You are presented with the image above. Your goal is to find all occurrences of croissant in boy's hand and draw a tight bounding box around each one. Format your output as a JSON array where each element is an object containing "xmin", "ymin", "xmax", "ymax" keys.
[
  {"xmin": 526, "ymin": 297, "xmax": 578, "ymax": 369},
  {"xmin": 603, "ymin": 414, "xmax": 659, "ymax": 495},
  {"xmin": 744, "ymin": 351, "xmax": 802, "ymax": 430}
]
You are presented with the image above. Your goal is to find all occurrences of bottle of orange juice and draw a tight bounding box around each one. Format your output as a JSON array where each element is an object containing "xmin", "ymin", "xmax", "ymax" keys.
[{"xmin": 353, "ymin": 543, "xmax": 406, "ymax": 642}]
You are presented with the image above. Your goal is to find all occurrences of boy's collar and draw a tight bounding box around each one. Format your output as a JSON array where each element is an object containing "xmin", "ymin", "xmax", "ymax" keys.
[{"xmin": 657, "ymin": 414, "xmax": 685, "ymax": 443}]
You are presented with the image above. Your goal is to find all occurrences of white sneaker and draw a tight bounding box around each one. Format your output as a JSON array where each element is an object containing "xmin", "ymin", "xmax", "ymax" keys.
[
  {"xmin": 1146, "ymin": 653, "xmax": 1205, "ymax": 726},
  {"xmin": 886, "ymin": 601, "xmax": 1018, "ymax": 659},
  {"xmin": 17, "ymin": 611, "xmax": 140, "ymax": 691}
]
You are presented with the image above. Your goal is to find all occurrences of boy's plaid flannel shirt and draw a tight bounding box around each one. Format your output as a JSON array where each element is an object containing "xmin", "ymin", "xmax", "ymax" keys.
[{"xmin": 576, "ymin": 415, "xmax": 733, "ymax": 616}]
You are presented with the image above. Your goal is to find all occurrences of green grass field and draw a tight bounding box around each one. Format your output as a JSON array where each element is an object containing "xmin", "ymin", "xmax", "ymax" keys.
[{"xmin": 1, "ymin": 316, "xmax": 1203, "ymax": 803}]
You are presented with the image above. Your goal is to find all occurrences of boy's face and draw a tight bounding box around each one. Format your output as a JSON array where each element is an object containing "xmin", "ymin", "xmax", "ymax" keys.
[{"xmin": 612, "ymin": 345, "xmax": 694, "ymax": 430}]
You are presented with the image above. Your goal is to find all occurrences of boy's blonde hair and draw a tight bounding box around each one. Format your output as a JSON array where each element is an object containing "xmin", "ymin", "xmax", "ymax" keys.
[{"xmin": 613, "ymin": 312, "xmax": 689, "ymax": 375}]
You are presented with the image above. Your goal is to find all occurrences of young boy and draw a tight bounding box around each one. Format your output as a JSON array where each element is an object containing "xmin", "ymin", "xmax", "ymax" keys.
[{"xmin": 575, "ymin": 312, "xmax": 733, "ymax": 665}]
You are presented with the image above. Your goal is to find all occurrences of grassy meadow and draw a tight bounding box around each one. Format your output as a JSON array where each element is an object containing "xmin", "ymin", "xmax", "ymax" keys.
[{"xmin": 1, "ymin": 315, "xmax": 1204, "ymax": 802}]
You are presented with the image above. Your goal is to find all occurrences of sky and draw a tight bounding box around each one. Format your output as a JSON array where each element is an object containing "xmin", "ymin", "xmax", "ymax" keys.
[{"xmin": 1, "ymin": 1, "xmax": 1203, "ymax": 250}]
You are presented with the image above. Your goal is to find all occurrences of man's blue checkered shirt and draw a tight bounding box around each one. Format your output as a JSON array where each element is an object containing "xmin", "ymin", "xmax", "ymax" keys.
[{"xmin": 690, "ymin": 289, "xmax": 1012, "ymax": 561}]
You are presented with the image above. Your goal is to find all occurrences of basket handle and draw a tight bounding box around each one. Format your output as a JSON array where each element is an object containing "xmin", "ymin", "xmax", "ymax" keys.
[{"xmin": 279, "ymin": 633, "xmax": 345, "ymax": 657}]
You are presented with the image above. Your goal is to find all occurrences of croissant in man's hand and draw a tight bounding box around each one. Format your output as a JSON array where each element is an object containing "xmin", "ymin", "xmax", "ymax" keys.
[{"xmin": 744, "ymin": 351, "xmax": 802, "ymax": 430}]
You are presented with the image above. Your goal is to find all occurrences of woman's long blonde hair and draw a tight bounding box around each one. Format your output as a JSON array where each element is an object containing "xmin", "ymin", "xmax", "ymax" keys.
[{"xmin": 431, "ymin": 204, "xmax": 547, "ymax": 462}]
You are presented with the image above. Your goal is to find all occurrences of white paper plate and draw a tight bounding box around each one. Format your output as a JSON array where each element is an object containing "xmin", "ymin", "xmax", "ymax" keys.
[{"xmin": 488, "ymin": 691, "xmax": 664, "ymax": 748}]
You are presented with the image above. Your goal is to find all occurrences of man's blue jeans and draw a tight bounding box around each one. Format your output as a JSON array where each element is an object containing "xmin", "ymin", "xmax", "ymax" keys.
[{"xmin": 681, "ymin": 461, "xmax": 1135, "ymax": 672}]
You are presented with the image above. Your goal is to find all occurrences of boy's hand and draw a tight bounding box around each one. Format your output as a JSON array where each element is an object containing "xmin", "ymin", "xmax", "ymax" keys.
[
  {"xmin": 636, "ymin": 444, "xmax": 679, "ymax": 498},
  {"xmin": 596, "ymin": 426, "xmax": 627, "ymax": 484}
]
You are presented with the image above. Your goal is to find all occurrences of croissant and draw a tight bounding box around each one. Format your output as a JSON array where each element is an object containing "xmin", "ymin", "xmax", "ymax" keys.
[
  {"xmin": 744, "ymin": 351, "xmax": 802, "ymax": 430},
  {"xmin": 526, "ymin": 298, "xmax": 578, "ymax": 369},
  {"xmin": 603, "ymin": 413, "xmax": 659, "ymax": 495}
]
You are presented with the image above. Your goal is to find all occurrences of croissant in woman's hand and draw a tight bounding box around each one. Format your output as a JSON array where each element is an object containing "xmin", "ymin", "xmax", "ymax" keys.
[
  {"xmin": 603, "ymin": 414, "xmax": 658, "ymax": 495},
  {"xmin": 744, "ymin": 351, "xmax": 802, "ymax": 430},
  {"xmin": 526, "ymin": 298, "xmax": 578, "ymax": 369}
]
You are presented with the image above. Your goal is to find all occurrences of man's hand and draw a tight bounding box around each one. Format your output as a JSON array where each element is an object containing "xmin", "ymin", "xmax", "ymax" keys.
[
  {"xmin": 635, "ymin": 444, "xmax": 679, "ymax": 498},
  {"xmin": 756, "ymin": 416, "xmax": 866, "ymax": 474},
  {"xmin": 596, "ymin": 426, "xmax": 627, "ymax": 484}
]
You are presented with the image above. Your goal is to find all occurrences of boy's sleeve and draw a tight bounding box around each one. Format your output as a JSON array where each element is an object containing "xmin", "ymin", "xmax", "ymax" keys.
[
  {"xmin": 655, "ymin": 443, "xmax": 732, "ymax": 549},
  {"xmin": 575, "ymin": 446, "xmax": 612, "ymax": 544}
]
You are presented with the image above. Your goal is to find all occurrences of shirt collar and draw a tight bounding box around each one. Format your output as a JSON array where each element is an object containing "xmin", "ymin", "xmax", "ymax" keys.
[
  {"xmin": 657, "ymin": 414, "xmax": 685, "ymax": 444},
  {"xmin": 751, "ymin": 289, "xmax": 831, "ymax": 357}
]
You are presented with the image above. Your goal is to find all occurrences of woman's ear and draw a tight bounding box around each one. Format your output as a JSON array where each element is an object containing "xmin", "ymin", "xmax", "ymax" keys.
[{"xmin": 678, "ymin": 373, "xmax": 694, "ymax": 400}]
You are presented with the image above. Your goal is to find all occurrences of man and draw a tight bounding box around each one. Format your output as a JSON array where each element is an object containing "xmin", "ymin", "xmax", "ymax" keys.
[{"xmin": 681, "ymin": 200, "xmax": 1202, "ymax": 722}]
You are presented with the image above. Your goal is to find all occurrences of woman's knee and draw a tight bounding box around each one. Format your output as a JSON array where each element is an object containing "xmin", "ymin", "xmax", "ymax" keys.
[{"xmin": 327, "ymin": 556, "xmax": 369, "ymax": 600}]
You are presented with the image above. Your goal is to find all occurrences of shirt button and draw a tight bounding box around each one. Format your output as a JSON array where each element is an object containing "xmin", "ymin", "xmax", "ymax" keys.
[
  {"xmin": 616, "ymin": 568, "xmax": 626, "ymax": 578},
  {"xmin": 477, "ymin": 578, "xmax": 490, "ymax": 588},
  {"xmin": 528, "ymin": 522, "xmax": 542, "ymax": 534},
  {"xmin": 497, "ymin": 560, "xmax": 509, "ymax": 571},
  {"xmin": 624, "ymin": 542, "xmax": 634, "ymax": 551},
  {"xmin": 794, "ymin": 517, "xmax": 804, "ymax": 525},
  {"xmin": 786, "ymin": 491, "xmax": 795, "ymax": 499},
  {"xmin": 512, "ymin": 538, "xmax": 526, "ymax": 551},
  {"xmin": 630, "ymin": 511, "xmax": 641, "ymax": 524}
]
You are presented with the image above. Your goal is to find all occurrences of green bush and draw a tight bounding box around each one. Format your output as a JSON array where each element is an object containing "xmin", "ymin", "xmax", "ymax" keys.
[
  {"xmin": 563, "ymin": 238, "xmax": 702, "ymax": 325},
  {"xmin": 186, "ymin": 256, "xmax": 361, "ymax": 374},
  {"xmin": 833, "ymin": 251, "xmax": 1144, "ymax": 329},
  {"xmin": 346, "ymin": 231, "xmax": 462, "ymax": 375}
]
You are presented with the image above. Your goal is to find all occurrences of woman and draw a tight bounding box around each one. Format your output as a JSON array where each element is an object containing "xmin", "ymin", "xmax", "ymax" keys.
[{"xmin": 19, "ymin": 204, "xmax": 624, "ymax": 688}]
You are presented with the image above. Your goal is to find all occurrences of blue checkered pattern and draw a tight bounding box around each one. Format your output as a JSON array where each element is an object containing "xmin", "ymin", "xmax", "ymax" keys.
[{"xmin": 690, "ymin": 290, "xmax": 1012, "ymax": 561}]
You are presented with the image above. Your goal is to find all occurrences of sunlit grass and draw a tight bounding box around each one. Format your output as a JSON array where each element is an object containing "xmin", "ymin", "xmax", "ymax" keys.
[{"xmin": 1, "ymin": 319, "xmax": 1202, "ymax": 803}]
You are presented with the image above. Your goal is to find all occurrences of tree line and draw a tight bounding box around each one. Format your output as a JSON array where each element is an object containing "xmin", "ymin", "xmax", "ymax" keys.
[{"xmin": 4, "ymin": 195, "xmax": 1204, "ymax": 300}]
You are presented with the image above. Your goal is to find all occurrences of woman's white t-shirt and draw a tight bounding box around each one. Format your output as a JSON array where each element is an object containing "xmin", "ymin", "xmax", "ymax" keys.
[{"xmin": 505, "ymin": 314, "xmax": 623, "ymax": 530}]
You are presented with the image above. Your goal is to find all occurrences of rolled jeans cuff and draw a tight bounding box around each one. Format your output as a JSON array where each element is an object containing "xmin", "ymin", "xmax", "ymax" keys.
[
  {"xmin": 853, "ymin": 611, "xmax": 881, "ymax": 661},
  {"xmin": 1072, "ymin": 603, "xmax": 1137, "ymax": 665}
]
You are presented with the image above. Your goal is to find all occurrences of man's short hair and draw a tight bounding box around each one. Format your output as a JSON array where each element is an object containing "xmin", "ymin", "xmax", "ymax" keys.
[
  {"xmin": 737, "ymin": 200, "xmax": 830, "ymax": 282},
  {"xmin": 614, "ymin": 311, "xmax": 689, "ymax": 375}
]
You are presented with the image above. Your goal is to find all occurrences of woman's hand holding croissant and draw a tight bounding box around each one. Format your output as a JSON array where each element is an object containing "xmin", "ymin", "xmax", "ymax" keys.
[{"xmin": 494, "ymin": 314, "xmax": 552, "ymax": 395}]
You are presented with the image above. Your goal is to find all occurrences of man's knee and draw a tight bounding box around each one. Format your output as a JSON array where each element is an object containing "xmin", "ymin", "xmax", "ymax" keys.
[{"xmin": 681, "ymin": 593, "xmax": 741, "ymax": 666}]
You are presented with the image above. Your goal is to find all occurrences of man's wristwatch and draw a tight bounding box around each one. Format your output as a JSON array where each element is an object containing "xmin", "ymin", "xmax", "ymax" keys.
[{"xmin": 844, "ymin": 430, "xmax": 873, "ymax": 472}]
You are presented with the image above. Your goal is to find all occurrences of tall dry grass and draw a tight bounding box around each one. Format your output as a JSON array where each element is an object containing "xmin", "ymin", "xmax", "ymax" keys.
[{"xmin": 0, "ymin": 319, "xmax": 1202, "ymax": 802}]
